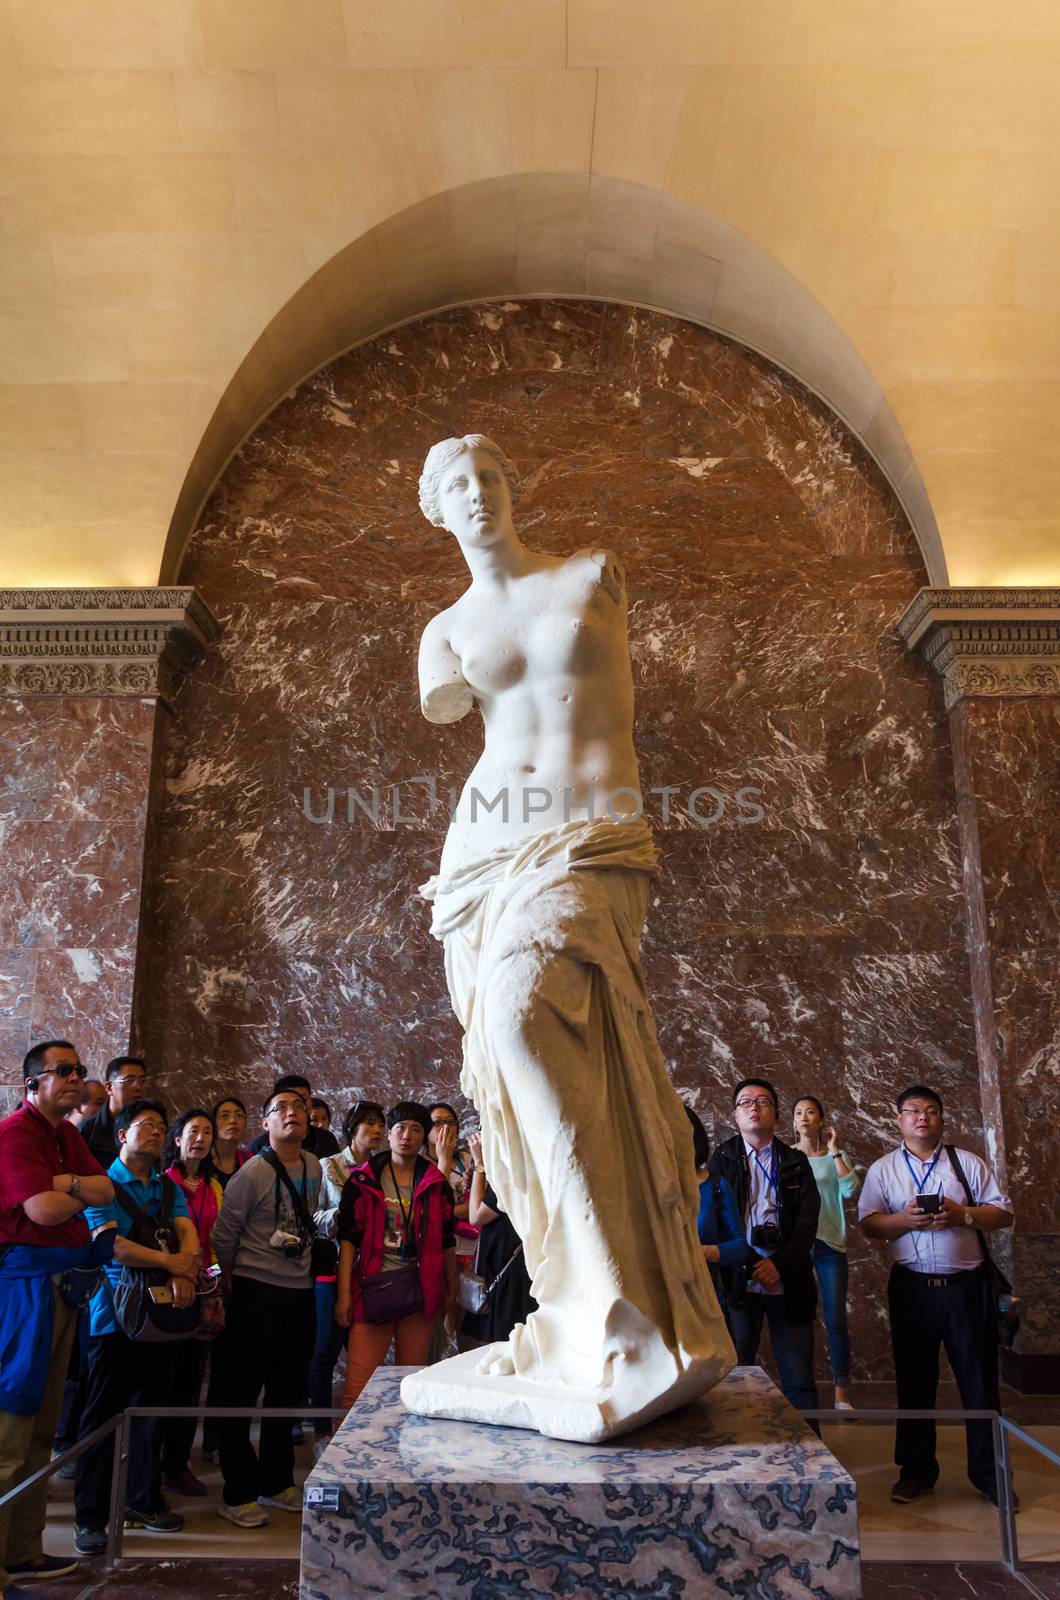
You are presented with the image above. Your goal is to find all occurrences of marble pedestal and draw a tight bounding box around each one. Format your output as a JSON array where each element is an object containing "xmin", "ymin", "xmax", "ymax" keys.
[{"xmin": 300, "ymin": 1366, "xmax": 860, "ymax": 1600}]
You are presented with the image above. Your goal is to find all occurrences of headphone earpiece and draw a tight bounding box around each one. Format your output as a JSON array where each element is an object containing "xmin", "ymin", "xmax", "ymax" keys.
[{"xmin": 25, "ymin": 1077, "xmax": 39, "ymax": 1092}]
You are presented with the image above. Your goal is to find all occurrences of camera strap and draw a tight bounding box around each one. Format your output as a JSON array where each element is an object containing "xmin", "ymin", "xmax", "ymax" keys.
[{"xmin": 261, "ymin": 1149, "xmax": 314, "ymax": 1244}]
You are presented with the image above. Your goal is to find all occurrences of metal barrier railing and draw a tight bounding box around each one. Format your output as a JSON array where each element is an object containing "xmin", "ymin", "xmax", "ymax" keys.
[
  {"xmin": 0, "ymin": 1407, "xmax": 345, "ymax": 1572},
  {"xmin": 1, "ymin": 1403, "xmax": 1056, "ymax": 1582},
  {"xmin": 802, "ymin": 1407, "xmax": 1060, "ymax": 1596}
]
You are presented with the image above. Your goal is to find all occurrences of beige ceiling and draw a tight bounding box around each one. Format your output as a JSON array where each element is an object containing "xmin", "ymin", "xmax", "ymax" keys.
[{"xmin": 3, "ymin": 0, "xmax": 1060, "ymax": 588}]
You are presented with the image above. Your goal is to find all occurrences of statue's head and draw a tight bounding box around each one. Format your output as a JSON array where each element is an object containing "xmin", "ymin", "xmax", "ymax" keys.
[{"xmin": 418, "ymin": 434, "xmax": 519, "ymax": 533}]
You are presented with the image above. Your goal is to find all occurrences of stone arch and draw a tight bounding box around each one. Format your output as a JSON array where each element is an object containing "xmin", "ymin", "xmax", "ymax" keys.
[{"xmin": 160, "ymin": 173, "xmax": 945, "ymax": 584}]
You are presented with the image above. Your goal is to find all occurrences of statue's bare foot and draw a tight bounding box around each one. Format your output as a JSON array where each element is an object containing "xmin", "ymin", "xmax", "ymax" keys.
[{"xmin": 476, "ymin": 1341, "xmax": 515, "ymax": 1377}]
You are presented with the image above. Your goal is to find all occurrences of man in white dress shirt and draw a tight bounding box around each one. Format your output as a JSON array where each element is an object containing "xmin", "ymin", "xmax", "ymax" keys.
[{"xmin": 858, "ymin": 1084, "xmax": 1014, "ymax": 1506}]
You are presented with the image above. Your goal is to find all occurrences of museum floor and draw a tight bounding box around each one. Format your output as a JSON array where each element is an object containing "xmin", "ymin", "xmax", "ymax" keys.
[{"xmin": 32, "ymin": 1384, "xmax": 1060, "ymax": 1597}]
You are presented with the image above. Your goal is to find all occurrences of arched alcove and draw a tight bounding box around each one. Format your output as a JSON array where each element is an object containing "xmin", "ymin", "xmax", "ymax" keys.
[
  {"xmin": 139, "ymin": 298, "xmax": 978, "ymax": 1380},
  {"xmin": 160, "ymin": 174, "xmax": 946, "ymax": 585}
]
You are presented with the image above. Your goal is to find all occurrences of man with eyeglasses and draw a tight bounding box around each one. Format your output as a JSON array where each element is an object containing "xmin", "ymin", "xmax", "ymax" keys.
[
  {"xmin": 859, "ymin": 1084, "xmax": 1014, "ymax": 1508},
  {"xmin": 0, "ymin": 1041, "xmax": 114, "ymax": 1590},
  {"xmin": 79, "ymin": 1056, "xmax": 151, "ymax": 1167},
  {"xmin": 247, "ymin": 1073, "xmax": 339, "ymax": 1160},
  {"xmin": 72, "ymin": 1098, "xmax": 199, "ymax": 1555},
  {"xmin": 210, "ymin": 1081, "xmax": 322, "ymax": 1529},
  {"xmin": 708, "ymin": 1077, "xmax": 821, "ymax": 1420}
]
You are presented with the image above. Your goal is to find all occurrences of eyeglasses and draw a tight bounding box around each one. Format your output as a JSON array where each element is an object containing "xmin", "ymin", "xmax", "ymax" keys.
[
  {"xmin": 432, "ymin": 1117, "xmax": 457, "ymax": 1128},
  {"xmin": 266, "ymin": 1099, "xmax": 306, "ymax": 1116},
  {"xmin": 112, "ymin": 1074, "xmax": 148, "ymax": 1087},
  {"xmin": 735, "ymin": 1097, "xmax": 776, "ymax": 1110},
  {"xmin": 899, "ymin": 1104, "xmax": 940, "ymax": 1116},
  {"xmin": 128, "ymin": 1119, "xmax": 165, "ymax": 1134},
  {"xmin": 39, "ymin": 1063, "xmax": 87, "ymax": 1082}
]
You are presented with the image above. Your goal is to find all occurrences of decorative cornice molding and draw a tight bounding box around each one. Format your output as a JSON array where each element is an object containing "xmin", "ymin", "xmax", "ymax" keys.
[
  {"xmin": 896, "ymin": 587, "xmax": 1060, "ymax": 711},
  {"xmin": 0, "ymin": 587, "xmax": 221, "ymax": 701}
]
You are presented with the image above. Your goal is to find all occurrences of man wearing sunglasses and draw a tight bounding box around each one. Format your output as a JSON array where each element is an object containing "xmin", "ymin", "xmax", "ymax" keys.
[
  {"xmin": 0, "ymin": 1041, "xmax": 115, "ymax": 1590},
  {"xmin": 79, "ymin": 1056, "xmax": 151, "ymax": 1167}
]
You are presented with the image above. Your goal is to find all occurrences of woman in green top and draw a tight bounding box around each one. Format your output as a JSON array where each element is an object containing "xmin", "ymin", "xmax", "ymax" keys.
[{"xmin": 793, "ymin": 1095, "xmax": 860, "ymax": 1408}]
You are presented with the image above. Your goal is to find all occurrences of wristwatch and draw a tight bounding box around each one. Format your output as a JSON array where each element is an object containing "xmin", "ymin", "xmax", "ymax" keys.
[
  {"xmin": 963, "ymin": 1209, "xmax": 974, "ymax": 1227},
  {"xmin": 70, "ymin": 1175, "xmax": 82, "ymax": 1197}
]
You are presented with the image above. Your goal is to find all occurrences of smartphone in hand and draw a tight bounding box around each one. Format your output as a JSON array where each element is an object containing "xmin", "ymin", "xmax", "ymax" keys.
[{"xmin": 916, "ymin": 1192, "xmax": 942, "ymax": 1214}]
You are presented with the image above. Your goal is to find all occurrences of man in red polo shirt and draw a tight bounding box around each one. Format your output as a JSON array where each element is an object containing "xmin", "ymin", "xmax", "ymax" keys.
[{"xmin": 0, "ymin": 1041, "xmax": 114, "ymax": 1593}]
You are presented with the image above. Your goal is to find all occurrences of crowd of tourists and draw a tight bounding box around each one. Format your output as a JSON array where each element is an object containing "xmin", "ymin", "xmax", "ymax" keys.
[{"xmin": 0, "ymin": 1041, "xmax": 1015, "ymax": 1592}]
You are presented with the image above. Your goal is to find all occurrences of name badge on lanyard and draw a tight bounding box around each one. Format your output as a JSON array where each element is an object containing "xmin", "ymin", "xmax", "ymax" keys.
[
  {"xmin": 752, "ymin": 1146, "xmax": 778, "ymax": 1198},
  {"xmin": 902, "ymin": 1145, "xmax": 942, "ymax": 1195}
]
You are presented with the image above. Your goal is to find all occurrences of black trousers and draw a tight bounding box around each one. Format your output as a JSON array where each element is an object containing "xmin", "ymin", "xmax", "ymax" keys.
[
  {"xmin": 888, "ymin": 1263, "xmax": 1000, "ymax": 1492},
  {"xmin": 74, "ymin": 1333, "xmax": 176, "ymax": 1528},
  {"xmin": 216, "ymin": 1277, "xmax": 314, "ymax": 1507},
  {"xmin": 161, "ymin": 1338, "xmax": 209, "ymax": 1480}
]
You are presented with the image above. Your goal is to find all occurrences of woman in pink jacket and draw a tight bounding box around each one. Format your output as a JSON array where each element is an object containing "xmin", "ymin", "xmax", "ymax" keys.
[{"xmin": 335, "ymin": 1101, "xmax": 457, "ymax": 1411}]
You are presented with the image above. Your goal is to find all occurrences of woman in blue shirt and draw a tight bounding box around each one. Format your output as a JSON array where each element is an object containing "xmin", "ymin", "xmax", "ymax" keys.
[{"xmin": 684, "ymin": 1106, "xmax": 745, "ymax": 1312}]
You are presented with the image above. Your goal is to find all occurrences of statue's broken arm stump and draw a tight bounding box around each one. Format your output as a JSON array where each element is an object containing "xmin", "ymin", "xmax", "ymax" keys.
[{"xmin": 300, "ymin": 1367, "xmax": 860, "ymax": 1600}]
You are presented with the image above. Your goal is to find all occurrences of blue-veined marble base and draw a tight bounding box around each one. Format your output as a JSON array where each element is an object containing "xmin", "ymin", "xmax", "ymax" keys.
[{"xmin": 300, "ymin": 1366, "xmax": 860, "ymax": 1600}]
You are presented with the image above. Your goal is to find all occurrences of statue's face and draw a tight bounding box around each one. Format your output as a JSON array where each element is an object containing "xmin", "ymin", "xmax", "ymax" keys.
[{"xmin": 438, "ymin": 446, "xmax": 513, "ymax": 547}]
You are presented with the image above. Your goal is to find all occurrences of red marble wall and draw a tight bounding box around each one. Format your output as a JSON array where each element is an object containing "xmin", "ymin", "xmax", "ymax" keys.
[
  {"xmin": 139, "ymin": 299, "xmax": 987, "ymax": 1378},
  {"xmin": 951, "ymin": 697, "xmax": 1060, "ymax": 1382},
  {"xmin": 0, "ymin": 694, "xmax": 159, "ymax": 1101}
]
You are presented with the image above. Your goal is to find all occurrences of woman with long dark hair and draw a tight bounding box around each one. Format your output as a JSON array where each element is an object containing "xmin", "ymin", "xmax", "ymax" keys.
[
  {"xmin": 793, "ymin": 1094, "xmax": 859, "ymax": 1408},
  {"xmin": 161, "ymin": 1108, "xmax": 222, "ymax": 1495},
  {"xmin": 210, "ymin": 1096, "xmax": 250, "ymax": 1190},
  {"xmin": 683, "ymin": 1105, "xmax": 744, "ymax": 1290}
]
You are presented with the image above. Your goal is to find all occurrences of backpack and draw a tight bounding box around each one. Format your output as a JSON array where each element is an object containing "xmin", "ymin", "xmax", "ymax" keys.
[{"xmin": 110, "ymin": 1177, "xmax": 199, "ymax": 1342}]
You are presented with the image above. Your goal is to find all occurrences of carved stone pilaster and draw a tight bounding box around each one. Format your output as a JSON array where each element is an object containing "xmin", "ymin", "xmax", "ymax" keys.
[
  {"xmin": 896, "ymin": 587, "xmax": 1060, "ymax": 711},
  {"xmin": 0, "ymin": 587, "xmax": 221, "ymax": 702}
]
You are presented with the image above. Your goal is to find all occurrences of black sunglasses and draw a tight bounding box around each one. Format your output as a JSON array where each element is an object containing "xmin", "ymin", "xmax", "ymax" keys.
[{"xmin": 39, "ymin": 1063, "xmax": 88, "ymax": 1081}]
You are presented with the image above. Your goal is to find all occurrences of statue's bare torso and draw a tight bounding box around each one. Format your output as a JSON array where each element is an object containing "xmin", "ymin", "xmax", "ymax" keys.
[{"xmin": 419, "ymin": 548, "xmax": 641, "ymax": 873}]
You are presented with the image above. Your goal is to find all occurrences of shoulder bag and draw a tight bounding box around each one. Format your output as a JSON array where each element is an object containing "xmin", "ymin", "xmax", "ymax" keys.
[
  {"xmin": 111, "ymin": 1178, "xmax": 200, "ymax": 1342},
  {"xmin": 457, "ymin": 1241, "xmax": 523, "ymax": 1315},
  {"xmin": 946, "ymin": 1146, "xmax": 1020, "ymax": 1348}
]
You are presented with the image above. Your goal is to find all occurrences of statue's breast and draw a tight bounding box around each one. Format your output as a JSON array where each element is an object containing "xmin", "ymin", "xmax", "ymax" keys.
[{"xmin": 457, "ymin": 630, "xmax": 528, "ymax": 694}]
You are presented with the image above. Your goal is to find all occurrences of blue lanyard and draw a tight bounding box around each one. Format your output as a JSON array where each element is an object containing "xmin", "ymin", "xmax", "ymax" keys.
[
  {"xmin": 750, "ymin": 1145, "xmax": 778, "ymax": 1194},
  {"xmin": 901, "ymin": 1144, "xmax": 942, "ymax": 1193}
]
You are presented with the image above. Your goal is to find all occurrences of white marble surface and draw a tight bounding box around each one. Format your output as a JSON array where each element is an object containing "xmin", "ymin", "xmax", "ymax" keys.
[
  {"xmin": 412, "ymin": 434, "xmax": 735, "ymax": 1439},
  {"xmin": 301, "ymin": 1366, "xmax": 860, "ymax": 1599}
]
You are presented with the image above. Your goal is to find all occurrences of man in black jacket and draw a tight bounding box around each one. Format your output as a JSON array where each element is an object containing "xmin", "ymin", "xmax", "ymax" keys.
[
  {"xmin": 78, "ymin": 1057, "xmax": 150, "ymax": 1166},
  {"xmin": 708, "ymin": 1076, "xmax": 820, "ymax": 1415}
]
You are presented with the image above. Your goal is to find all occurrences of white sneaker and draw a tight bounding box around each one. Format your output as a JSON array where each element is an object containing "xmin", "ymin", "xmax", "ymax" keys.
[
  {"xmin": 258, "ymin": 1485, "xmax": 302, "ymax": 1514},
  {"xmin": 218, "ymin": 1501, "xmax": 270, "ymax": 1528}
]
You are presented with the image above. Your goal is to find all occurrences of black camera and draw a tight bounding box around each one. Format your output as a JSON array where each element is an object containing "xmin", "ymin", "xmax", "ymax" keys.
[{"xmin": 750, "ymin": 1222, "xmax": 782, "ymax": 1253}]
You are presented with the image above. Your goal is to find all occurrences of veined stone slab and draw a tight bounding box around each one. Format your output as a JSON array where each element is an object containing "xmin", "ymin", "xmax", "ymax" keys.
[{"xmin": 300, "ymin": 1366, "xmax": 860, "ymax": 1600}]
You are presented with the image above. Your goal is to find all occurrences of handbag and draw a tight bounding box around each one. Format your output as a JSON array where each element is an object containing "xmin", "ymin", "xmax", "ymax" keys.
[
  {"xmin": 110, "ymin": 1180, "xmax": 200, "ymax": 1342},
  {"xmin": 457, "ymin": 1243, "xmax": 523, "ymax": 1315},
  {"xmin": 946, "ymin": 1146, "xmax": 1021, "ymax": 1349},
  {"xmin": 193, "ymin": 1269, "xmax": 226, "ymax": 1341},
  {"xmin": 358, "ymin": 1160, "xmax": 428, "ymax": 1325},
  {"xmin": 359, "ymin": 1262, "xmax": 423, "ymax": 1324}
]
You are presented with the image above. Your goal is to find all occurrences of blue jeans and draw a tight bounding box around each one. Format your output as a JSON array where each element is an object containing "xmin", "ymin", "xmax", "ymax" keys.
[
  {"xmin": 813, "ymin": 1239, "xmax": 851, "ymax": 1385},
  {"xmin": 728, "ymin": 1295, "xmax": 819, "ymax": 1419},
  {"xmin": 309, "ymin": 1279, "xmax": 345, "ymax": 1436}
]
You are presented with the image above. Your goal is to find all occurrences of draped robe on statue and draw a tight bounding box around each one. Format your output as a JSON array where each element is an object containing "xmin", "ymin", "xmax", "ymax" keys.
[{"xmin": 418, "ymin": 814, "xmax": 734, "ymax": 1433}]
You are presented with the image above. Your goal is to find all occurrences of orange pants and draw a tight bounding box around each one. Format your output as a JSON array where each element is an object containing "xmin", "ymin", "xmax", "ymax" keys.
[{"xmin": 341, "ymin": 1313, "xmax": 438, "ymax": 1410}]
